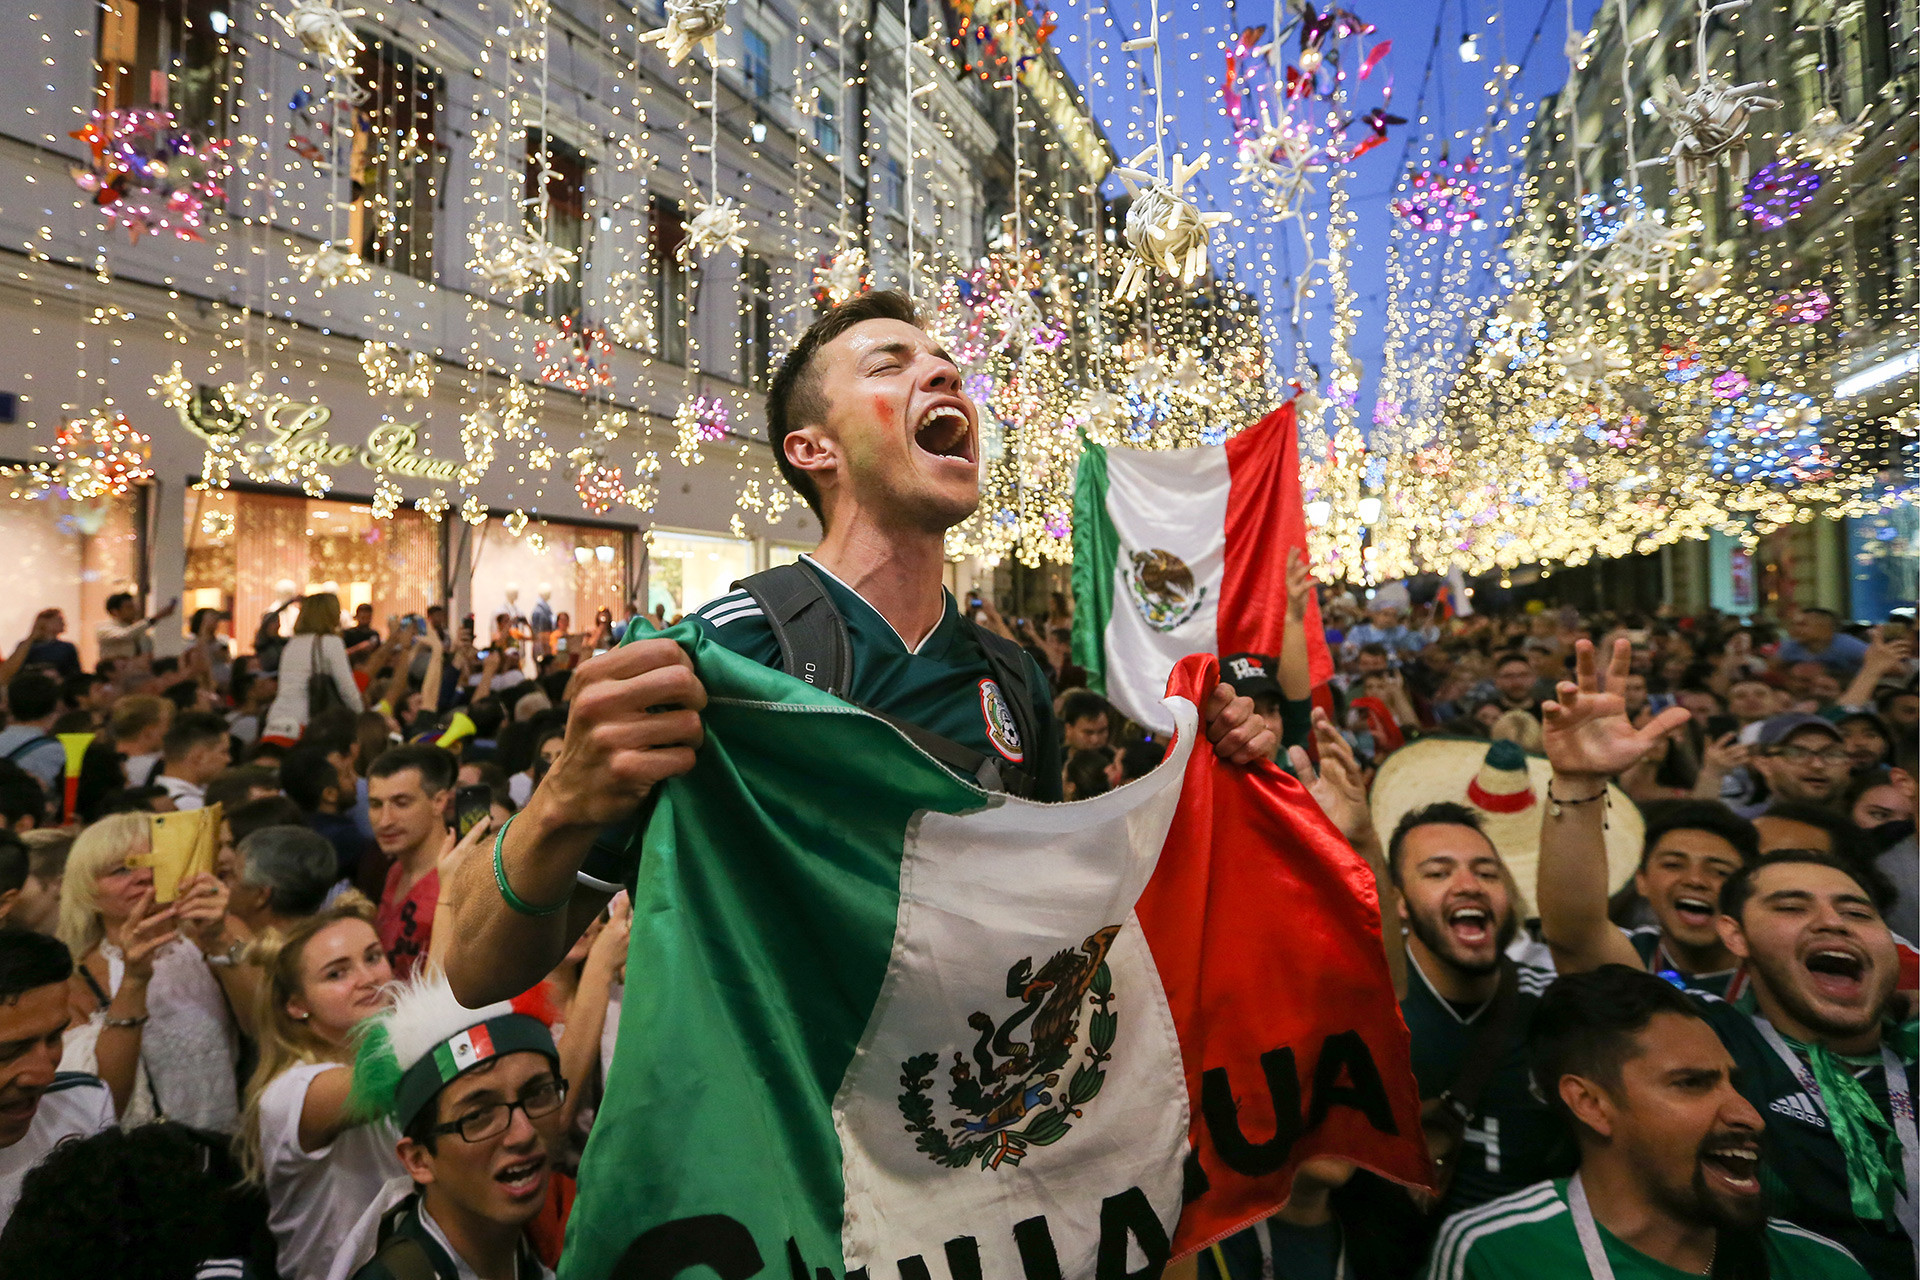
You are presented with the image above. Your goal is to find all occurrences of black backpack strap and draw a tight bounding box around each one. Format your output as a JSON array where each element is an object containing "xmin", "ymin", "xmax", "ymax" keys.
[
  {"xmin": 5, "ymin": 734, "xmax": 56, "ymax": 763},
  {"xmin": 732, "ymin": 563, "xmax": 854, "ymax": 696}
]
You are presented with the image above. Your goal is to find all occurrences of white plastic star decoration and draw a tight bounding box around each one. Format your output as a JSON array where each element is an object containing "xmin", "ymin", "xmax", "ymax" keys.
[
  {"xmin": 1111, "ymin": 150, "xmax": 1231, "ymax": 304},
  {"xmin": 295, "ymin": 241, "xmax": 372, "ymax": 287},
  {"xmin": 1677, "ymin": 256, "xmax": 1729, "ymax": 302},
  {"xmin": 514, "ymin": 233, "xmax": 578, "ymax": 286},
  {"xmin": 817, "ymin": 247, "xmax": 866, "ymax": 304},
  {"xmin": 1232, "ymin": 112, "xmax": 1323, "ymax": 223},
  {"xmin": 276, "ymin": 0, "xmax": 366, "ymax": 72},
  {"xmin": 468, "ymin": 224, "xmax": 531, "ymax": 294},
  {"xmin": 1600, "ymin": 208, "xmax": 1692, "ymax": 298},
  {"xmin": 1639, "ymin": 70, "xmax": 1779, "ymax": 192},
  {"xmin": 1552, "ymin": 334, "xmax": 1630, "ymax": 395},
  {"xmin": 680, "ymin": 197, "xmax": 748, "ymax": 264},
  {"xmin": 639, "ymin": 0, "xmax": 731, "ymax": 66},
  {"xmin": 1788, "ymin": 104, "xmax": 1871, "ymax": 171}
]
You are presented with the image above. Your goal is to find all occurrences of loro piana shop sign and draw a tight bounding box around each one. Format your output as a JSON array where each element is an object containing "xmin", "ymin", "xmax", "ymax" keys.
[{"xmin": 165, "ymin": 378, "xmax": 461, "ymax": 483}]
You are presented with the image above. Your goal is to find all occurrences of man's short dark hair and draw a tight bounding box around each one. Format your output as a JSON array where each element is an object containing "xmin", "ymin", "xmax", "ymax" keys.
[
  {"xmin": 204, "ymin": 765, "xmax": 278, "ymax": 812},
  {"xmin": 1386, "ymin": 801, "xmax": 1489, "ymax": 886},
  {"xmin": 280, "ymin": 741, "xmax": 343, "ymax": 814},
  {"xmin": 368, "ymin": 744, "xmax": 456, "ymax": 794},
  {"xmin": 764, "ymin": 289, "xmax": 921, "ymax": 522},
  {"xmin": 1757, "ymin": 801, "xmax": 1868, "ymax": 862},
  {"xmin": 237, "ymin": 826, "xmax": 339, "ymax": 917},
  {"xmin": 1358, "ymin": 642, "xmax": 1390, "ymax": 661},
  {"xmin": 1529, "ymin": 965, "xmax": 1703, "ymax": 1127},
  {"xmin": 1799, "ymin": 607, "xmax": 1838, "ymax": 624},
  {"xmin": 104, "ymin": 592, "xmax": 135, "ymax": 614},
  {"xmin": 6, "ymin": 673, "xmax": 59, "ymax": 723},
  {"xmin": 0, "ymin": 927, "xmax": 73, "ymax": 1004},
  {"xmin": 1719, "ymin": 848, "xmax": 1894, "ymax": 920},
  {"xmin": 227, "ymin": 794, "xmax": 305, "ymax": 845},
  {"xmin": 0, "ymin": 761, "xmax": 44, "ymax": 829},
  {"xmin": 1059, "ymin": 690, "xmax": 1111, "ymax": 726},
  {"xmin": 1495, "ymin": 651, "xmax": 1532, "ymax": 672},
  {"xmin": 161, "ymin": 711, "xmax": 229, "ymax": 761},
  {"xmin": 60, "ymin": 673, "xmax": 104, "ymax": 710},
  {"xmin": 1637, "ymin": 799, "xmax": 1759, "ymax": 871}
]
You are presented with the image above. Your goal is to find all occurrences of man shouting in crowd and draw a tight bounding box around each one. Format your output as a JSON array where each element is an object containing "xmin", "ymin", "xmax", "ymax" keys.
[
  {"xmin": 445, "ymin": 289, "xmax": 1274, "ymax": 1003},
  {"xmin": 1537, "ymin": 638, "xmax": 1916, "ymax": 1277}
]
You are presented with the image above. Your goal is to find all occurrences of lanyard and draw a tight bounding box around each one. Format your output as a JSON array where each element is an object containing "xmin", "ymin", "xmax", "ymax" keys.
[
  {"xmin": 1567, "ymin": 1175, "xmax": 1619, "ymax": 1280},
  {"xmin": 1751, "ymin": 1015, "xmax": 1919, "ymax": 1249}
]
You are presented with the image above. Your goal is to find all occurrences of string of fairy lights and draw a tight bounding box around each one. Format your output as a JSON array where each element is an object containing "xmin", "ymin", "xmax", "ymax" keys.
[{"xmin": 4, "ymin": 0, "xmax": 1915, "ymax": 591}]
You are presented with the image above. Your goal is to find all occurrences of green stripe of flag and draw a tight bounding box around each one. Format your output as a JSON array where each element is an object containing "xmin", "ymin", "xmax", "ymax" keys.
[
  {"xmin": 1070, "ymin": 435, "xmax": 1116, "ymax": 697},
  {"xmin": 561, "ymin": 629, "xmax": 985, "ymax": 1280}
]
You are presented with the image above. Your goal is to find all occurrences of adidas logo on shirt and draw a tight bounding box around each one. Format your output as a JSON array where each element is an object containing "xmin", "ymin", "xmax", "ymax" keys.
[{"xmin": 1769, "ymin": 1092, "xmax": 1827, "ymax": 1129}]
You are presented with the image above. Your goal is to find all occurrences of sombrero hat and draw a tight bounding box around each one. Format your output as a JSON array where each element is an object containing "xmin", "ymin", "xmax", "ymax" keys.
[{"xmin": 1369, "ymin": 736, "xmax": 1645, "ymax": 914}]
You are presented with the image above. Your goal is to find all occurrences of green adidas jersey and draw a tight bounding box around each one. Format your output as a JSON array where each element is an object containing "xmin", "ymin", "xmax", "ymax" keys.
[
  {"xmin": 1423, "ymin": 1179, "xmax": 1870, "ymax": 1280},
  {"xmin": 579, "ymin": 558, "xmax": 1062, "ymax": 892},
  {"xmin": 1688, "ymin": 993, "xmax": 1918, "ymax": 1278},
  {"xmin": 1624, "ymin": 926, "xmax": 1736, "ymax": 999},
  {"xmin": 1402, "ymin": 956, "xmax": 1578, "ymax": 1220}
]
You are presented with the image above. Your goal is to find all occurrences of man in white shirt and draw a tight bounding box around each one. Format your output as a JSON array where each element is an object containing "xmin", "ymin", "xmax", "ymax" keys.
[
  {"xmin": 0, "ymin": 931, "xmax": 114, "ymax": 1228},
  {"xmin": 95, "ymin": 592, "xmax": 178, "ymax": 665},
  {"xmin": 152, "ymin": 710, "xmax": 232, "ymax": 812}
]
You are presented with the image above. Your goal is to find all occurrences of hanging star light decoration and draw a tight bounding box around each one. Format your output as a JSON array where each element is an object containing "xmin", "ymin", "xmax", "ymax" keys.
[
  {"xmin": 639, "ymin": 0, "xmax": 731, "ymax": 66},
  {"xmin": 1111, "ymin": 150, "xmax": 1230, "ymax": 303},
  {"xmin": 816, "ymin": 246, "xmax": 866, "ymax": 305},
  {"xmin": 534, "ymin": 318, "xmax": 615, "ymax": 392},
  {"xmin": 1787, "ymin": 104, "xmax": 1871, "ymax": 171},
  {"xmin": 627, "ymin": 452, "xmax": 662, "ymax": 512},
  {"xmin": 605, "ymin": 270, "xmax": 653, "ymax": 347},
  {"xmin": 1231, "ymin": 111, "xmax": 1324, "ymax": 223},
  {"xmin": 512, "ymin": 232, "xmax": 578, "ymax": 287},
  {"xmin": 1677, "ymin": 255, "xmax": 1729, "ymax": 302},
  {"xmin": 460, "ymin": 495, "xmax": 489, "ymax": 525},
  {"xmin": 275, "ymin": 0, "xmax": 366, "ymax": 71},
  {"xmin": 1640, "ymin": 71, "xmax": 1779, "ymax": 191},
  {"xmin": 35, "ymin": 409, "xmax": 154, "ymax": 500},
  {"xmin": 69, "ymin": 108, "xmax": 232, "ymax": 243},
  {"xmin": 468, "ymin": 224, "xmax": 531, "ymax": 294},
  {"xmin": 295, "ymin": 241, "xmax": 372, "ymax": 287},
  {"xmin": 359, "ymin": 341, "xmax": 434, "ymax": 400},
  {"xmin": 199, "ymin": 508, "xmax": 235, "ymax": 539},
  {"xmin": 680, "ymin": 197, "xmax": 748, "ymax": 264},
  {"xmin": 1599, "ymin": 207, "xmax": 1692, "ymax": 298},
  {"xmin": 1552, "ymin": 334, "xmax": 1630, "ymax": 395},
  {"xmin": 414, "ymin": 490, "xmax": 449, "ymax": 521},
  {"xmin": 503, "ymin": 509, "xmax": 530, "ymax": 537}
]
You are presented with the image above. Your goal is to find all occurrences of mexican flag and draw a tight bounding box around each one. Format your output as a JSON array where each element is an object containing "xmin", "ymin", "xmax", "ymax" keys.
[
  {"xmin": 1072, "ymin": 401, "xmax": 1333, "ymax": 733},
  {"xmin": 561, "ymin": 628, "xmax": 1429, "ymax": 1280}
]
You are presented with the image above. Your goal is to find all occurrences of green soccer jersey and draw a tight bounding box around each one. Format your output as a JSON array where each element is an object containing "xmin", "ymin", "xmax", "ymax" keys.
[
  {"xmin": 1423, "ymin": 1179, "xmax": 1871, "ymax": 1280},
  {"xmin": 1688, "ymin": 993, "xmax": 1918, "ymax": 1278},
  {"xmin": 578, "ymin": 558, "xmax": 1063, "ymax": 892},
  {"xmin": 1401, "ymin": 956, "xmax": 1579, "ymax": 1220},
  {"xmin": 1624, "ymin": 926, "xmax": 1737, "ymax": 998}
]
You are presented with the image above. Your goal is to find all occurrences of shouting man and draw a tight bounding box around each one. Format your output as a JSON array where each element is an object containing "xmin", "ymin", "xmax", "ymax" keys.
[{"xmin": 447, "ymin": 290, "xmax": 1273, "ymax": 1006}]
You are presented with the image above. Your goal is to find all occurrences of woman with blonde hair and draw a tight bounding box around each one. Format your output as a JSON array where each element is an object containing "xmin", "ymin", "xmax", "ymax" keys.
[
  {"xmin": 57, "ymin": 812, "xmax": 248, "ymax": 1130},
  {"xmin": 261, "ymin": 591, "xmax": 364, "ymax": 746},
  {"xmin": 239, "ymin": 892, "xmax": 401, "ymax": 1280}
]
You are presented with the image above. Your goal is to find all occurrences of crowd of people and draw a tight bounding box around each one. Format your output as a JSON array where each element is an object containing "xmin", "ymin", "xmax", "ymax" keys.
[
  {"xmin": 0, "ymin": 573, "xmax": 1908, "ymax": 1278},
  {"xmin": 0, "ymin": 287, "xmax": 1912, "ymax": 1280}
]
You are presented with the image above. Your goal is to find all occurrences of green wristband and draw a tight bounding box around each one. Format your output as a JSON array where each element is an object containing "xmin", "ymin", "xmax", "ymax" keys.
[{"xmin": 491, "ymin": 812, "xmax": 570, "ymax": 918}]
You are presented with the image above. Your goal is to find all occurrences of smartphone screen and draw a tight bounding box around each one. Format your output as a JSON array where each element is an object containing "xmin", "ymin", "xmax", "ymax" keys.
[
  {"xmin": 455, "ymin": 784, "xmax": 493, "ymax": 838},
  {"xmin": 1705, "ymin": 713, "xmax": 1740, "ymax": 740}
]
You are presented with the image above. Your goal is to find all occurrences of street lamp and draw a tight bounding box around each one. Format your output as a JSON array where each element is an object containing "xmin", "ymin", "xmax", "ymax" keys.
[
  {"xmin": 1357, "ymin": 495, "xmax": 1382, "ymax": 525},
  {"xmin": 1305, "ymin": 499, "xmax": 1333, "ymax": 527}
]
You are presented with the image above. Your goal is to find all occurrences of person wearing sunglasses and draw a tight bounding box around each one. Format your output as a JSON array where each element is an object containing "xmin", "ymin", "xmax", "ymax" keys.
[
  {"xmin": 335, "ymin": 974, "xmax": 567, "ymax": 1280},
  {"xmin": 1746, "ymin": 714, "xmax": 1854, "ymax": 817}
]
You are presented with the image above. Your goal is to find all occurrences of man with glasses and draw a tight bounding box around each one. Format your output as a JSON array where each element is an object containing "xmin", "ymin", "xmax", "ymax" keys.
[
  {"xmin": 341, "ymin": 976, "xmax": 567, "ymax": 1280},
  {"xmin": 1745, "ymin": 714, "xmax": 1853, "ymax": 818}
]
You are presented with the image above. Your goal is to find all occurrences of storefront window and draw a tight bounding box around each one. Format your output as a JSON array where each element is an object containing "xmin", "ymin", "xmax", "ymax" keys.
[
  {"xmin": 184, "ymin": 488, "xmax": 442, "ymax": 652},
  {"xmin": 647, "ymin": 530, "xmax": 755, "ymax": 619},
  {"xmin": 0, "ymin": 487, "xmax": 144, "ymax": 670},
  {"xmin": 470, "ymin": 520, "xmax": 631, "ymax": 638}
]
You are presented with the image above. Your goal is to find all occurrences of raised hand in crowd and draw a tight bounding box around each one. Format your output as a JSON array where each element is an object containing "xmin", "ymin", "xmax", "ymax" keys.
[
  {"xmin": 1836, "ymin": 623, "xmax": 1916, "ymax": 708},
  {"xmin": 1691, "ymin": 730, "xmax": 1748, "ymax": 799},
  {"xmin": 1540, "ymin": 638, "xmax": 1692, "ymax": 785},
  {"xmin": 424, "ymin": 812, "xmax": 497, "ymax": 975},
  {"xmin": 1288, "ymin": 708, "xmax": 1402, "ymax": 998},
  {"xmin": 79, "ymin": 887, "xmax": 178, "ymax": 1118},
  {"xmin": 173, "ymin": 871, "xmax": 258, "ymax": 1037}
]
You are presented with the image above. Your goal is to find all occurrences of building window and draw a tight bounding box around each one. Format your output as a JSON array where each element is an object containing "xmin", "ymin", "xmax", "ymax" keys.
[
  {"xmin": 649, "ymin": 196, "xmax": 688, "ymax": 366},
  {"xmin": 95, "ymin": 0, "xmax": 234, "ymax": 133},
  {"xmin": 524, "ymin": 128, "xmax": 588, "ymax": 321},
  {"xmin": 883, "ymin": 156, "xmax": 905, "ymax": 214},
  {"xmin": 742, "ymin": 254, "xmax": 773, "ymax": 388},
  {"xmin": 349, "ymin": 36, "xmax": 443, "ymax": 283},
  {"xmin": 814, "ymin": 85, "xmax": 840, "ymax": 159},
  {"xmin": 742, "ymin": 28, "xmax": 773, "ymax": 102}
]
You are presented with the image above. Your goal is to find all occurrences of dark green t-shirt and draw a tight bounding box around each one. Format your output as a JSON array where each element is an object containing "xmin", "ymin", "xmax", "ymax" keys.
[
  {"xmin": 1402, "ymin": 956, "xmax": 1579, "ymax": 1221},
  {"xmin": 1625, "ymin": 925, "xmax": 1737, "ymax": 998},
  {"xmin": 1689, "ymin": 993, "xmax": 1918, "ymax": 1278},
  {"xmin": 578, "ymin": 558, "xmax": 1062, "ymax": 892}
]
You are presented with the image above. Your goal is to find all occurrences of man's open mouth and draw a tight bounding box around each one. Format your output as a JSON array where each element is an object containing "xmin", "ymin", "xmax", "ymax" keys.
[
  {"xmin": 1447, "ymin": 904, "xmax": 1492, "ymax": 947},
  {"xmin": 914, "ymin": 404, "xmax": 975, "ymax": 463},
  {"xmin": 1803, "ymin": 946, "xmax": 1867, "ymax": 999},
  {"xmin": 1699, "ymin": 1142, "xmax": 1761, "ymax": 1195},
  {"xmin": 495, "ymin": 1152, "xmax": 548, "ymax": 1199},
  {"xmin": 1672, "ymin": 896, "xmax": 1715, "ymax": 929}
]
